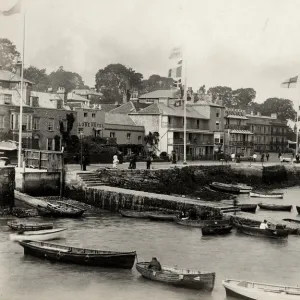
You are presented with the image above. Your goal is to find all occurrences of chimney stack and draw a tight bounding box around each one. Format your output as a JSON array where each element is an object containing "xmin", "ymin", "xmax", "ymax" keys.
[{"xmin": 16, "ymin": 60, "xmax": 22, "ymax": 77}]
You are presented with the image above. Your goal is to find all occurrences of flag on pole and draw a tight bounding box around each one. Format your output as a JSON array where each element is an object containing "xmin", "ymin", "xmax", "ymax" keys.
[
  {"xmin": 281, "ymin": 75, "xmax": 298, "ymax": 88},
  {"xmin": 0, "ymin": 0, "xmax": 22, "ymax": 16},
  {"xmin": 169, "ymin": 47, "xmax": 182, "ymax": 59},
  {"xmin": 168, "ymin": 46, "xmax": 183, "ymax": 88}
]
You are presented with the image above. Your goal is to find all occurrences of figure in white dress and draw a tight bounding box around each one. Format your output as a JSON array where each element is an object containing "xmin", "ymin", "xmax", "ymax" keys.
[{"xmin": 112, "ymin": 154, "xmax": 119, "ymax": 169}]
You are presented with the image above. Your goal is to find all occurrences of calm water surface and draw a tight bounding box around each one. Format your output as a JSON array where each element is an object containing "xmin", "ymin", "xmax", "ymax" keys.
[{"xmin": 1, "ymin": 187, "xmax": 300, "ymax": 300}]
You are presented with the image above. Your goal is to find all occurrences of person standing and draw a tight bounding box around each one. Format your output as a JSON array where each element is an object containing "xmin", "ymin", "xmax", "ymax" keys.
[
  {"xmin": 252, "ymin": 153, "xmax": 257, "ymax": 162},
  {"xmin": 261, "ymin": 153, "xmax": 265, "ymax": 162},
  {"xmin": 146, "ymin": 155, "xmax": 152, "ymax": 169},
  {"xmin": 112, "ymin": 154, "xmax": 119, "ymax": 169},
  {"xmin": 266, "ymin": 152, "xmax": 269, "ymax": 162}
]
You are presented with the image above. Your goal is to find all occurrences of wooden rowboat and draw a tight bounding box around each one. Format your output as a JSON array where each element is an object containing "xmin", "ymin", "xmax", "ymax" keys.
[
  {"xmin": 250, "ymin": 191, "xmax": 284, "ymax": 199},
  {"xmin": 237, "ymin": 204, "xmax": 257, "ymax": 213},
  {"xmin": 235, "ymin": 223, "xmax": 289, "ymax": 240},
  {"xmin": 201, "ymin": 225, "xmax": 233, "ymax": 236},
  {"xmin": 174, "ymin": 217, "xmax": 230, "ymax": 228},
  {"xmin": 136, "ymin": 262, "xmax": 215, "ymax": 291},
  {"xmin": 18, "ymin": 241, "xmax": 136, "ymax": 269},
  {"xmin": 9, "ymin": 228, "xmax": 67, "ymax": 242},
  {"xmin": 7, "ymin": 221, "xmax": 53, "ymax": 231},
  {"xmin": 119, "ymin": 210, "xmax": 151, "ymax": 219},
  {"xmin": 258, "ymin": 203, "xmax": 292, "ymax": 212},
  {"xmin": 283, "ymin": 218, "xmax": 300, "ymax": 224},
  {"xmin": 148, "ymin": 214, "xmax": 176, "ymax": 221},
  {"xmin": 36, "ymin": 202, "xmax": 84, "ymax": 218},
  {"xmin": 210, "ymin": 182, "xmax": 252, "ymax": 194},
  {"xmin": 223, "ymin": 279, "xmax": 300, "ymax": 299},
  {"xmin": 296, "ymin": 206, "xmax": 300, "ymax": 214}
]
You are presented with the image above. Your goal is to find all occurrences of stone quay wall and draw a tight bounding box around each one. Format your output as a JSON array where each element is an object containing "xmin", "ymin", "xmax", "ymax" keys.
[{"xmin": 0, "ymin": 167, "xmax": 15, "ymax": 207}]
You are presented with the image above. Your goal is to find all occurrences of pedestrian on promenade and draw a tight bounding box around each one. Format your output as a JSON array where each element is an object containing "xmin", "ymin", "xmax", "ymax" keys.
[
  {"xmin": 252, "ymin": 153, "xmax": 257, "ymax": 162},
  {"xmin": 112, "ymin": 154, "xmax": 119, "ymax": 169},
  {"xmin": 296, "ymin": 153, "xmax": 300, "ymax": 163},
  {"xmin": 261, "ymin": 153, "xmax": 264, "ymax": 162},
  {"xmin": 266, "ymin": 153, "xmax": 269, "ymax": 161},
  {"xmin": 231, "ymin": 153, "xmax": 235, "ymax": 162},
  {"xmin": 172, "ymin": 151, "xmax": 177, "ymax": 164},
  {"xmin": 146, "ymin": 154, "xmax": 152, "ymax": 169},
  {"xmin": 82, "ymin": 155, "xmax": 87, "ymax": 171},
  {"xmin": 278, "ymin": 152, "xmax": 281, "ymax": 159},
  {"xmin": 131, "ymin": 153, "xmax": 137, "ymax": 169}
]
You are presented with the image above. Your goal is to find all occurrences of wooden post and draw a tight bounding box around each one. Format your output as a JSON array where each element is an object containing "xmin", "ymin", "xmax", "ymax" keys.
[{"xmin": 38, "ymin": 151, "xmax": 42, "ymax": 169}]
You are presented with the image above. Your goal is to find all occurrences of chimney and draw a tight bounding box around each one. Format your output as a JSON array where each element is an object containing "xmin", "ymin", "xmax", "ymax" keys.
[
  {"xmin": 16, "ymin": 60, "xmax": 22, "ymax": 77},
  {"xmin": 271, "ymin": 113, "xmax": 277, "ymax": 119},
  {"xmin": 57, "ymin": 87, "xmax": 65, "ymax": 94}
]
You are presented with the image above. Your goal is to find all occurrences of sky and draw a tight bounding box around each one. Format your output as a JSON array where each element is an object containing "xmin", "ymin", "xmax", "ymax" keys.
[{"xmin": 1, "ymin": 0, "xmax": 300, "ymax": 105}]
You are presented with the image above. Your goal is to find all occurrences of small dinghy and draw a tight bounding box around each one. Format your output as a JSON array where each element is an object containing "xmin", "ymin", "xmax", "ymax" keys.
[
  {"xmin": 136, "ymin": 262, "xmax": 215, "ymax": 291},
  {"xmin": 148, "ymin": 213, "xmax": 176, "ymax": 221},
  {"xmin": 210, "ymin": 182, "xmax": 252, "ymax": 194},
  {"xmin": 119, "ymin": 210, "xmax": 151, "ymax": 219},
  {"xmin": 283, "ymin": 218, "xmax": 300, "ymax": 224},
  {"xmin": 174, "ymin": 217, "xmax": 230, "ymax": 228},
  {"xmin": 223, "ymin": 279, "xmax": 300, "ymax": 299},
  {"xmin": 18, "ymin": 241, "xmax": 136, "ymax": 269},
  {"xmin": 250, "ymin": 191, "xmax": 284, "ymax": 199},
  {"xmin": 9, "ymin": 228, "xmax": 67, "ymax": 242},
  {"xmin": 258, "ymin": 203, "xmax": 292, "ymax": 212},
  {"xmin": 7, "ymin": 221, "xmax": 53, "ymax": 231},
  {"xmin": 36, "ymin": 201, "xmax": 84, "ymax": 218},
  {"xmin": 237, "ymin": 204, "xmax": 257, "ymax": 213},
  {"xmin": 201, "ymin": 224, "xmax": 233, "ymax": 236}
]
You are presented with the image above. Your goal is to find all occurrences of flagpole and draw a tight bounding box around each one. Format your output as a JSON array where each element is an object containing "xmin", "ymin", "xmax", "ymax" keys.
[
  {"xmin": 183, "ymin": 52, "xmax": 187, "ymax": 165},
  {"xmin": 18, "ymin": 12, "xmax": 25, "ymax": 168},
  {"xmin": 297, "ymin": 96, "xmax": 299, "ymax": 155}
]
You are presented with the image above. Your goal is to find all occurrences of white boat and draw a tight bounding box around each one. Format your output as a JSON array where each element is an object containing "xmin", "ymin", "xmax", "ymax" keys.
[
  {"xmin": 9, "ymin": 228, "xmax": 67, "ymax": 242},
  {"xmin": 223, "ymin": 279, "xmax": 300, "ymax": 300},
  {"xmin": 250, "ymin": 192, "xmax": 284, "ymax": 199}
]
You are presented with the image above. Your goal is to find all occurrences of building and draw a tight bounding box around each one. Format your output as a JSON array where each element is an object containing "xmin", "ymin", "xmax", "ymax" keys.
[
  {"xmin": 108, "ymin": 101, "xmax": 150, "ymax": 114},
  {"xmin": 224, "ymin": 108, "xmax": 254, "ymax": 156},
  {"xmin": 246, "ymin": 112, "xmax": 288, "ymax": 152},
  {"xmin": 129, "ymin": 101, "xmax": 214, "ymax": 159},
  {"xmin": 137, "ymin": 89, "xmax": 179, "ymax": 104}
]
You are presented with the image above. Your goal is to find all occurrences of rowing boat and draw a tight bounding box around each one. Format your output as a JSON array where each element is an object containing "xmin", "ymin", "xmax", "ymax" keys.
[
  {"xmin": 209, "ymin": 182, "xmax": 252, "ymax": 194},
  {"xmin": 223, "ymin": 279, "xmax": 300, "ymax": 299},
  {"xmin": 283, "ymin": 218, "xmax": 300, "ymax": 224},
  {"xmin": 174, "ymin": 217, "xmax": 230, "ymax": 228},
  {"xmin": 7, "ymin": 221, "xmax": 53, "ymax": 231},
  {"xmin": 136, "ymin": 262, "xmax": 215, "ymax": 291},
  {"xmin": 235, "ymin": 223, "xmax": 289, "ymax": 239},
  {"xmin": 148, "ymin": 214, "xmax": 176, "ymax": 221},
  {"xmin": 201, "ymin": 224, "xmax": 233, "ymax": 236},
  {"xmin": 36, "ymin": 202, "xmax": 84, "ymax": 218},
  {"xmin": 258, "ymin": 203, "xmax": 292, "ymax": 212},
  {"xmin": 250, "ymin": 191, "xmax": 284, "ymax": 199},
  {"xmin": 296, "ymin": 206, "xmax": 300, "ymax": 214},
  {"xmin": 119, "ymin": 210, "xmax": 151, "ymax": 219},
  {"xmin": 237, "ymin": 204, "xmax": 257, "ymax": 213},
  {"xmin": 10, "ymin": 228, "xmax": 67, "ymax": 242},
  {"xmin": 18, "ymin": 241, "xmax": 136, "ymax": 269}
]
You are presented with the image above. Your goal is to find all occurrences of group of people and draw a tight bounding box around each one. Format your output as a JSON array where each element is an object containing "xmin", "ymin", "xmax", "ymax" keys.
[{"xmin": 112, "ymin": 153, "xmax": 153, "ymax": 169}]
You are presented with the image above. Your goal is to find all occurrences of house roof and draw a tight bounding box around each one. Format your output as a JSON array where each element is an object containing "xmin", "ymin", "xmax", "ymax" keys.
[
  {"xmin": 0, "ymin": 69, "xmax": 33, "ymax": 84},
  {"xmin": 139, "ymin": 89, "xmax": 179, "ymax": 99},
  {"xmin": 72, "ymin": 89, "xmax": 103, "ymax": 97},
  {"xmin": 131, "ymin": 103, "xmax": 208, "ymax": 119},
  {"xmin": 105, "ymin": 113, "xmax": 138, "ymax": 126},
  {"xmin": 100, "ymin": 104, "xmax": 119, "ymax": 112},
  {"xmin": 109, "ymin": 101, "xmax": 150, "ymax": 114},
  {"xmin": 30, "ymin": 91, "xmax": 71, "ymax": 110},
  {"xmin": 67, "ymin": 92, "xmax": 91, "ymax": 102}
]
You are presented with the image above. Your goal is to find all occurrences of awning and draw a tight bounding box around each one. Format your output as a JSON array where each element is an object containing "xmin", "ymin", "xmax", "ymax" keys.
[{"xmin": 231, "ymin": 130, "xmax": 253, "ymax": 134}]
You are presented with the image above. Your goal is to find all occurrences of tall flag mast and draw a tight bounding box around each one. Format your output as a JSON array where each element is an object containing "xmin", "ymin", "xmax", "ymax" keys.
[
  {"xmin": 0, "ymin": 0, "xmax": 23, "ymax": 167},
  {"xmin": 281, "ymin": 75, "xmax": 299, "ymax": 154}
]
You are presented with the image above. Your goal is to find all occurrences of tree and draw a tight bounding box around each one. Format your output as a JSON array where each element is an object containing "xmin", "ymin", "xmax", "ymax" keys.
[
  {"xmin": 258, "ymin": 98, "xmax": 296, "ymax": 121},
  {"xmin": 24, "ymin": 66, "xmax": 50, "ymax": 92},
  {"xmin": 95, "ymin": 64, "xmax": 143, "ymax": 103},
  {"xmin": 49, "ymin": 66, "xmax": 86, "ymax": 95},
  {"xmin": 0, "ymin": 38, "xmax": 20, "ymax": 70},
  {"xmin": 207, "ymin": 86, "xmax": 233, "ymax": 107},
  {"xmin": 144, "ymin": 132, "xmax": 160, "ymax": 153},
  {"xmin": 139, "ymin": 74, "xmax": 174, "ymax": 95},
  {"xmin": 232, "ymin": 88, "xmax": 256, "ymax": 109}
]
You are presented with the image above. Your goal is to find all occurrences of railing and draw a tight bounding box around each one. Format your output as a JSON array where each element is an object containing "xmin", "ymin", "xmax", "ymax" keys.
[
  {"xmin": 225, "ymin": 124, "xmax": 251, "ymax": 130},
  {"xmin": 229, "ymin": 141, "xmax": 254, "ymax": 146},
  {"xmin": 169, "ymin": 138, "xmax": 214, "ymax": 145}
]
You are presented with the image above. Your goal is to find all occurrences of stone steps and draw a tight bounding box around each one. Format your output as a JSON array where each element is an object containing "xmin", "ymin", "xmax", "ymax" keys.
[{"xmin": 77, "ymin": 172, "xmax": 104, "ymax": 188}]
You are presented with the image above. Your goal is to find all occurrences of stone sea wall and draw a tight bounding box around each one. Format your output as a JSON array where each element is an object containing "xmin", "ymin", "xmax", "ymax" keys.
[{"xmin": 0, "ymin": 167, "xmax": 15, "ymax": 207}]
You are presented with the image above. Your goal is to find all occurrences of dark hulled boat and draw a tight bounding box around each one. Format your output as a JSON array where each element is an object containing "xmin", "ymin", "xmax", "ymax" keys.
[
  {"xmin": 7, "ymin": 221, "xmax": 53, "ymax": 231},
  {"xmin": 119, "ymin": 210, "xmax": 151, "ymax": 219},
  {"xmin": 237, "ymin": 204, "xmax": 257, "ymax": 213},
  {"xmin": 174, "ymin": 218, "xmax": 230, "ymax": 228},
  {"xmin": 36, "ymin": 202, "xmax": 84, "ymax": 218},
  {"xmin": 148, "ymin": 213, "xmax": 176, "ymax": 221},
  {"xmin": 18, "ymin": 241, "xmax": 136, "ymax": 269},
  {"xmin": 283, "ymin": 218, "xmax": 300, "ymax": 224},
  {"xmin": 296, "ymin": 206, "xmax": 300, "ymax": 214},
  {"xmin": 201, "ymin": 225, "xmax": 233, "ymax": 236},
  {"xmin": 258, "ymin": 203, "xmax": 292, "ymax": 212},
  {"xmin": 209, "ymin": 182, "xmax": 252, "ymax": 194},
  {"xmin": 235, "ymin": 223, "xmax": 289, "ymax": 240},
  {"xmin": 136, "ymin": 262, "xmax": 215, "ymax": 291}
]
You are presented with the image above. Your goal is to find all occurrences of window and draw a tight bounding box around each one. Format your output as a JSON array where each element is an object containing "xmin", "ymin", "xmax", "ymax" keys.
[
  {"xmin": 110, "ymin": 132, "xmax": 115, "ymax": 138},
  {"xmin": 127, "ymin": 133, "xmax": 131, "ymax": 140},
  {"xmin": 33, "ymin": 117, "xmax": 40, "ymax": 130},
  {"xmin": 0, "ymin": 115, "xmax": 4, "ymax": 129},
  {"xmin": 138, "ymin": 136, "xmax": 142, "ymax": 142},
  {"xmin": 1, "ymin": 93, "xmax": 12, "ymax": 104},
  {"xmin": 214, "ymin": 138, "xmax": 219, "ymax": 143},
  {"xmin": 48, "ymin": 119, "xmax": 54, "ymax": 131},
  {"xmin": 31, "ymin": 97, "xmax": 39, "ymax": 107},
  {"xmin": 196, "ymin": 120, "xmax": 200, "ymax": 129},
  {"xmin": 78, "ymin": 128, "xmax": 83, "ymax": 134},
  {"xmin": 215, "ymin": 121, "xmax": 220, "ymax": 130},
  {"xmin": 220, "ymin": 138, "xmax": 224, "ymax": 144},
  {"xmin": 92, "ymin": 113, "xmax": 96, "ymax": 118},
  {"xmin": 21, "ymin": 115, "xmax": 32, "ymax": 131},
  {"xmin": 84, "ymin": 112, "xmax": 88, "ymax": 118},
  {"xmin": 57, "ymin": 100, "xmax": 63, "ymax": 109},
  {"xmin": 47, "ymin": 138, "xmax": 54, "ymax": 151},
  {"xmin": 216, "ymin": 109, "xmax": 220, "ymax": 118},
  {"xmin": 10, "ymin": 114, "xmax": 14, "ymax": 129}
]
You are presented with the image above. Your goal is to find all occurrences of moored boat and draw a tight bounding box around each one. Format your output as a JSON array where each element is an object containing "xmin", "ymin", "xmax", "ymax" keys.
[
  {"xmin": 223, "ymin": 279, "xmax": 300, "ymax": 299},
  {"xmin": 18, "ymin": 241, "xmax": 136, "ymax": 269},
  {"xmin": 201, "ymin": 224, "xmax": 233, "ymax": 236},
  {"xmin": 36, "ymin": 202, "xmax": 84, "ymax": 218},
  {"xmin": 7, "ymin": 221, "xmax": 53, "ymax": 231},
  {"xmin": 119, "ymin": 210, "xmax": 151, "ymax": 219},
  {"xmin": 148, "ymin": 213, "xmax": 176, "ymax": 221},
  {"xmin": 296, "ymin": 206, "xmax": 300, "ymax": 214},
  {"xmin": 9, "ymin": 228, "xmax": 67, "ymax": 242},
  {"xmin": 237, "ymin": 204, "xmax": 257, "ymax": 213},
  {"xmin": 283, "ymin": 218, "xmax": 300, "ymax": 224},
  {"xmin": 235, "ymin": 223, "xmax": 289, "ymax": 239},
  {"xmin": 250, "ymin": 191, "xmax": 284, "ymax": 199},
  {"xmin": 258, "ymin": 203, "xmax": 292, "ymax": 212},
  {"xmin": 174, "ymin": 217, "xmax": 230, "ymax": 228},
  {"xmin": 136, "ymin": 262, "xmax": 215, "ymax": 291},
  {"xmin": 209, "ymin": 182, "xmax": 252, "ymax": 194}
]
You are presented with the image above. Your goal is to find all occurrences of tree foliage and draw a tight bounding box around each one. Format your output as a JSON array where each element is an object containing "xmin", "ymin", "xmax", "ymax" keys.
[
  {"xmin": 95, "ymin": 64, "xmax": 143, "ymax": 103},
  {"xmin": 0, "ymin": 38, "xmax": 20, "ymax": 70},
  {"xmin": 24, "ymin": 66, "xmax": 50, "ymax": 92},
  {"xmin": 232, "ymin": 88, "xmax": 256, "ymax": 109},
  {"xmin": 139, "ymin": 74, "xmax": 173, "ymax": 94},
  {"xmin": 207, "ymin": 86, "xmax": 233, "ymax": 106}
]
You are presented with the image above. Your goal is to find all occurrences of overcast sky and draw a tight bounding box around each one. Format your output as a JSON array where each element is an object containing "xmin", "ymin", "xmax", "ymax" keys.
[{"xmin": 1, "ymin": 0, "xmax": 300, "ymax": 104}]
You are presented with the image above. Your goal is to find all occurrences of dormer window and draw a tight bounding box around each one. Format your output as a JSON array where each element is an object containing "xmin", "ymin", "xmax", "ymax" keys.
[
  {"xmin": 31, "ymin": 97, "xmax": 39, "ymax": 107},
  {"xmin": 57, "ymin": 100, "xmax": 63, "ymax": 109},
  {"xmin": 1, "ymin": 94, "xmax": 12, "ymax": 104}
]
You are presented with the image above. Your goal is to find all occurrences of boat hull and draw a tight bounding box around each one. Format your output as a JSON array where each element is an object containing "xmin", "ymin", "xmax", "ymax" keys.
[
  {"xmin": 136, "ymin": 262, "xmax": 215, "ymax": 291},
  {"xmin": 250, "ymin": 192, "xmax": 284, "ymax": 199},
  {"xmin": 201, "ymin": 225, "xmax": 233, "ymax": 236},
  {"xmin": 296, "ymin": 206, "xmax": 300, "ymax": 214},
  {"xmin": 10, "ymin": 228, "xmax": 66, "ymax": 242},
  {"xmin": 258, "ymin": 204, "xmax": 292, "ymax": 211},
  {"xmin": 209, "ymin": 183, "xmax": 240, "ymax": 193},
  {"xmin": 175, "ymin": 218, "xmax": 230, "ymax": 228},
  {"xmin": 36, "ymin": 205, "xmax": 84, "ymax": 218},
  {"xmin": 7, "ymin": 221, "xmax": 53, "ymax": 231},
  {"xmin": 119, "ymin": 210, "xmax": 151, "ymax": 219},
  {"xmin": 19, "ymin": 241, "xmax": 136, "ymax": 269},
  {"xmin": 148, "ymin": 214, "xmax": 175, "ymax": 221},
  {"xmin": 235, "ymin": 224, "xmax": 289, "ymax": 240},
  {"xmin": 238, "ymin": 205, "xmax": 257, "ymax": 213}
]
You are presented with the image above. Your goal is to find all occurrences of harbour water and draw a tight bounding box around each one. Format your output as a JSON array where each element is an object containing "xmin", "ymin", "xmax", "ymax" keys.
[{"xmin": 1, "ymin": 187, "xmax": 300, "ymax": 300}]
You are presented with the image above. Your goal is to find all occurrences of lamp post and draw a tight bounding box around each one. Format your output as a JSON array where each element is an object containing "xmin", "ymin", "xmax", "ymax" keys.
[{"xmin": 80, "ymin": 132, "xmax": 83, "ymax": 171}]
